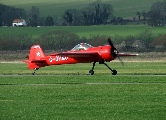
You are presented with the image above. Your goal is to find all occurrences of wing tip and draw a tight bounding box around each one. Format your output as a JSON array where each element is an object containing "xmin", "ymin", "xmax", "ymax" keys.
[{"xmin": 118, "ymin": 53, "xmax": 139, "ymax": 56}]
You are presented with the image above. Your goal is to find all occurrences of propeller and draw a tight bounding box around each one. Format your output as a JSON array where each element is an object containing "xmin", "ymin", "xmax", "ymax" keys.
[{"xmin": 107, "ymin": 37, "xmax": 124, "ymax": 66}]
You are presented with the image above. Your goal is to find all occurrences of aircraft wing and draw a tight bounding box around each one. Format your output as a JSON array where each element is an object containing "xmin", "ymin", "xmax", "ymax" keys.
[
  {"xmin": 49, "ymin": 52, "xmax": 99, "ymax": 57},
  {"xmin": 118, "ymin": 53, "xmax": 139, "ymax": 57}
]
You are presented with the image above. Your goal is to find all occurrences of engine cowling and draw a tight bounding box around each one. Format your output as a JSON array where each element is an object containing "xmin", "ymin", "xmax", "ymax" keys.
[{"xmin": 99, "ymin": 45, "xmax": 117, "ymax": 61}]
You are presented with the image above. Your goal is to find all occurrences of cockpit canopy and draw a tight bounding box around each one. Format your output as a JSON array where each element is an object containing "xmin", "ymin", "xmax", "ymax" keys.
[{"xmin": 71, "ymin": 43, "xmax": 93, "ymax": 51}]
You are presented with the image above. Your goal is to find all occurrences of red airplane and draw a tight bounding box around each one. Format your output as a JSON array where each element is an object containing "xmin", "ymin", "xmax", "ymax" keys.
[{"xmin": 23, "ymin": 38, "xmax": 138, "ymax": 75}]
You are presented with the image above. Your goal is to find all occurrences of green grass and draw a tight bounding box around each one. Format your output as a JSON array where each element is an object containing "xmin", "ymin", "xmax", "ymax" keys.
[
  {"xmin": 1, "ymin": 25, "xmax": 166, "ymax": 38},
  {"xmin": 0, "ymin": 83, "xmax": 165, "ymax": 119},
  {"xmin": 0, "ymin": 62, "xmax": 166, "ymax": 119},
  {"xmin": 0, "ymin": 77, "xmax": 165, "ymax": 119},
  {"xmin": 0, "ymin": 62, "xmax": 166, "ymax": 75},
  {"xmin": 0, "ymin": 0, "xmax": 160, "ymax": 19}
]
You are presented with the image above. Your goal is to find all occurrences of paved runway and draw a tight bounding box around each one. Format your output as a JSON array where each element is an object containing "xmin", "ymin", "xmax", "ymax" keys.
[{"xmin": 0, "ymin": 82, "xmax": 164, "ymax": 86}]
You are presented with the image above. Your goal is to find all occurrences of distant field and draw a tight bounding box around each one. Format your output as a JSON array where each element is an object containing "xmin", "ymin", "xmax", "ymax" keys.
[
  {"xmin": 0, "ymin": 0, "xmax": 160, "ymax": 19},
  {"xmin": 1, "ymin": 25, "xmax": 166, "ymax": 38}
]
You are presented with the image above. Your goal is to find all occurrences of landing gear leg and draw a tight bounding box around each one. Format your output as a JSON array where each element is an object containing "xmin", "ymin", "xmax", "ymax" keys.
[
  {"xmin": 89, "ymin": 62, "xmax": 96, "ymax": 75},
  {"xmin": 100, "ymin": 62, "xmax": 117, "ymax": 75},
  {"xmin": 32, "ymin": 68, "xmax": 39, "ymax": 75}
]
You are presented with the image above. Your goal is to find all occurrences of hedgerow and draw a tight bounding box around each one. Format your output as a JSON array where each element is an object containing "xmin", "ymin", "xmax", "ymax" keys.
[{"xmin": 0, "ymin": 30, "xmax": 164, "ymax": 52}]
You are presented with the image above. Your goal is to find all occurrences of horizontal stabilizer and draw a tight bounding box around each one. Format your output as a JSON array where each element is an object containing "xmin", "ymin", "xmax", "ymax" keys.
[
  {"xmin": 23, "ymin": 60, "xmax": 30, "ymax": 63},
  {"xmin": 23, "ymin": 59, "xmax": 47, "ymax": 69},
  {"xmin": 23, "ymin": 60, "xmax": 46, "ymax": 63},
  {"xmin": 31, "ymin": 60, "xmax": 47, "ymax": 63}
]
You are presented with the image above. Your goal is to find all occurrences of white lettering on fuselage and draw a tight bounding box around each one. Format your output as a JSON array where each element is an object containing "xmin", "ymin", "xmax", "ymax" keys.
[{"xmin": 49, "ymin": 56, "xmax": 68, "ymax": 62}]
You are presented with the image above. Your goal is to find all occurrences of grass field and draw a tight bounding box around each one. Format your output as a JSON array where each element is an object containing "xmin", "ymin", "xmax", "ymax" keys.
[
  {"xmin": 1, "ymin": 25, "xmax": 166, "ymax": 38},
  {"xmin": 0, "ymin": 79, "xmax": 165, "ymax": 120},
  {"xmin": 0, "ymin": 62, "xmax": 166, "ymax": 119},
  {"xmin": 1, "ymin": 0, "xmax": 166, "ymax": 117},
  {"xmin": 0, "ymin": 0, "xmax": 160, "ymax": 19},
  {"xmin": 1, "ymin": 1, "xmax": 165, "ymax": 119},
  {"xmin": 0, "ymin": 62, "xmax": 166, "ymax": 75}
]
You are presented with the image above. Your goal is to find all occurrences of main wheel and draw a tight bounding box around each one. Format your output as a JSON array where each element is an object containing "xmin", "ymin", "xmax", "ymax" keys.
[
  {"xmin": 112, "ymin": 70, "xmax": 117, "ymax": 75},
  {"xmin": 89, "ymin": 70, "xmax": 94, "ymax": 75}
]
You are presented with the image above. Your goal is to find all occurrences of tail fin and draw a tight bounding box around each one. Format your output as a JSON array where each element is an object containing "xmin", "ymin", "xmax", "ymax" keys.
[
  {"xmin": 23, "ymin": 45, "xmax": 47, "ymax": 69},
  {"xmin": 29, "ymin": 45, "xmax": 45, "ymax": 61}
]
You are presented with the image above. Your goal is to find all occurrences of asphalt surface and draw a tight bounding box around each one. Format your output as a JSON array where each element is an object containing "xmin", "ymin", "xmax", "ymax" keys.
[{"xmin": 0, "ymin": 82, "xmax": 164, "ymax": 86}]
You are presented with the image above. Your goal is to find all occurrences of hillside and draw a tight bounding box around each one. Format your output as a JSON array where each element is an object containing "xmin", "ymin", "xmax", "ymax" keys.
[
  {"xmin": 1, "ymin": 25, "xmax": 166, "ymax": 38},
  {"xmin": 0, "ymin": 0, "xmax": 161, "ymax": 19}
]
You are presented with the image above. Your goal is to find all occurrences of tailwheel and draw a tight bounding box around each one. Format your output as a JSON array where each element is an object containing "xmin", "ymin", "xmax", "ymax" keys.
[
  {"xmin": 89, "ymin": 70, "xmax": 94, "ymax": 75},
  {"xmin": 112, "ymin": 70, "xmax": 117, "ymax": 75},
  {"xmin": 32, "ymin": 68, "xmax": 39, "ymax": 75}
]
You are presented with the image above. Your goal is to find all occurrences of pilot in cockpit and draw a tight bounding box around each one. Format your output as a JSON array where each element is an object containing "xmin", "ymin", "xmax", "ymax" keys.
[{"xmin": 71, "ymin": 43, "xmax": 93, "ymax": 51}]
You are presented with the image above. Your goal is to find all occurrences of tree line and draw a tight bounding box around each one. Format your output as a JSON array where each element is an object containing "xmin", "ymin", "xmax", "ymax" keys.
[
  {"xmin": 62, "ymin": 1, "xmax": 113, "ymax": 26},
  {"xmin": 148, "ymin": 1, "xmax": 166, "ymax": 27},
  {"xmin": 0, "ymin": 4, "xmax": 54, "ymax": 26},
  {"xmin": 136, "ymin": 1, "xmax": 166, "ymax": 27},
  {"xmin": 1, "ymin": 0, "xmax": 166, "ymax": 27},
  {"xmin": 0, "ymin": 4, "xmax": 27, "ymax": 26},
  {"xmin": 0, "ymin": 0, "xmax": 112, "ymax": 26},
  {"xmin": 63, "ymin": 0, "xmax": 166, "ymax": 26}
]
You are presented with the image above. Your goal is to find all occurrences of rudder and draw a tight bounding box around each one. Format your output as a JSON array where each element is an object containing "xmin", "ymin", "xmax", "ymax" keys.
[
  {"xmin": 29, "ymin": 45, "xmax": 45, "ymax": 61},
  {"xmin": 23, "ymin": 45, "xmax": 46, "ymax": 69}
]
